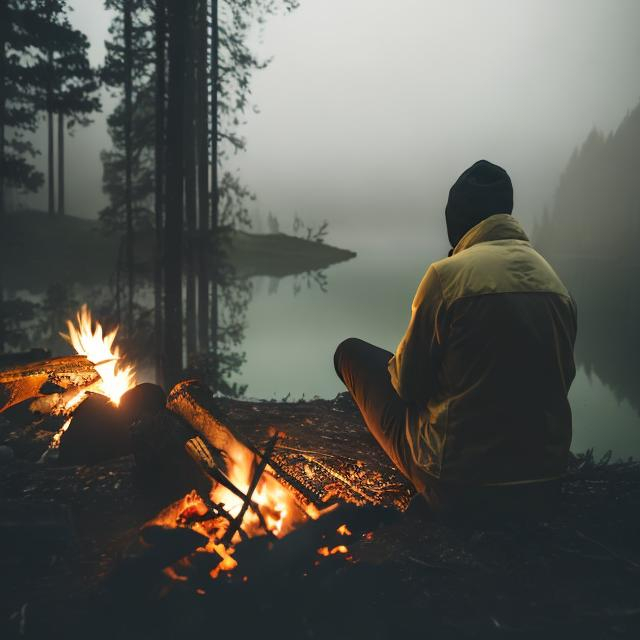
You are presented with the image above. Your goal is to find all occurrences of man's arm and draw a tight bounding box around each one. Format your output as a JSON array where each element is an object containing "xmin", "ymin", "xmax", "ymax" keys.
[{"xmin": 388, "ymin": 265, "xmax": 446, "ymax": 406}]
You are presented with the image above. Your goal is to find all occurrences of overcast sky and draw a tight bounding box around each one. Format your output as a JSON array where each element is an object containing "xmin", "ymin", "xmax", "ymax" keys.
[{"xmin": 23, "ymin": 0, "xmax": 640, "ymax": 250}]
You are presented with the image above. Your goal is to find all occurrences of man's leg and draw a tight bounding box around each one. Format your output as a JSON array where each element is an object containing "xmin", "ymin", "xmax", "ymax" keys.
[{"xmin": 333, "ymin": 338, "xmax": 430, "ymax": 494}]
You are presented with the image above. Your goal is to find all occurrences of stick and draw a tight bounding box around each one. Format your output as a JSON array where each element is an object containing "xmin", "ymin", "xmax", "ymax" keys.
[{"xmin": 222, "ymin": 434, "xmax": 279, "ymax": 545}]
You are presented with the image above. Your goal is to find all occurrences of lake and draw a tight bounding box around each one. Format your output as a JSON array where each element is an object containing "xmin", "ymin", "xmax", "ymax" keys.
[{"xmin": 230, "ymin": 238, "xmax": 640, "ymax": 460}]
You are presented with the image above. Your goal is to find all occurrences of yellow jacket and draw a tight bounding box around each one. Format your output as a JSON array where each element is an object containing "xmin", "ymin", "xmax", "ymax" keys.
[{"xmin": 388, "ymin": 214, "xmax": 577, "ymax": 485}]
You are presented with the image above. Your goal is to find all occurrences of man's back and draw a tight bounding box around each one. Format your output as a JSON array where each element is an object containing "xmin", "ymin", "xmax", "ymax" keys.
[
  {"xmin": 392, "ymin": 214, "xmax": 577, "ymax": 485},
  {"xmin": 336, "ymin": 160, "xmax": 578, "ymax": 507}
]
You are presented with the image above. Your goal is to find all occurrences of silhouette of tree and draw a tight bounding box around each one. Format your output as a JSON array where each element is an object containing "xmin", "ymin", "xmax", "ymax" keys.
[
  {"xmin": 534, "ymin": 100, "xmax": 640, "ymax": 414},
  {"xmin": 26, "ymin": 1, "xmax": 100, "ymax": 217}
]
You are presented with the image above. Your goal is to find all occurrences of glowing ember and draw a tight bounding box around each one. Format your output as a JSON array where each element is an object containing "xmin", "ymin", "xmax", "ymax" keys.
[
  {"xmin": 151, "ymin": 441, "xmax": 338, "ymax": 580},
  {"xmin": 49, "ymin": 417, "xmax": 71, "ymax": 450},
  {"xmin": 337, "ymin": 524, "xmax": 352, "ymax": 536},
  {"xmin": 61, "ymin": 305, "xmax": 136, "ymax": 406},
  {"xmin": 317, "ymin": 545, "xmax": 349, "ymax": 557}
]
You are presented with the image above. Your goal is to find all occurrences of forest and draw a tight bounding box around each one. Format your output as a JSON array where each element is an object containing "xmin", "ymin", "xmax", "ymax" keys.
[
  {"xmin": 533, "ymin": 100, "xmax": 640, "ymax": 416},
  {"xmin": 1, "ymin": 0, "xmax": 354, "ymax": 395}
]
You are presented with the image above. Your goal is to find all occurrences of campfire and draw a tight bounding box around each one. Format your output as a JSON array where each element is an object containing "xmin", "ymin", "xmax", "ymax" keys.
[{"xmin": 0, "ymin": 306, "xmax": 353, "ymax": 582}]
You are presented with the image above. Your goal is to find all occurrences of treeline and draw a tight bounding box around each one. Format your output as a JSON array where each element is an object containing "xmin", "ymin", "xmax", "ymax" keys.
[
  {"xmin": 533, "ymin": 100, "xmax": 640, "ymax": 260},
  {"xmin": 100, "ymin": 0, "xmax": 297, "ymax": 386},
  {"xmin": 533, "ymin": 100, "xmax": 640, "ymax": 415},
  {"xmin": 0, "ymin": 0, "xmax": 100, "ymax": 218},
  {"xmin": 1, "ymin": 0, "xmax": 298, "ymax": 389}
]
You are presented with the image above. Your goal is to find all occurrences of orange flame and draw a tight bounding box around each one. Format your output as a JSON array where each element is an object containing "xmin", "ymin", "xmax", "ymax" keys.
[{"xmin": 61, "ymin": 305, "xmax": 136, "ymax": 406}]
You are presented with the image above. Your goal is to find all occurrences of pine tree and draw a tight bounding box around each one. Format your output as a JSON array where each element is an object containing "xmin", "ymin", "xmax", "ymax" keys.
[
  {"xmin": 1, "ymin": 0, "xmax": 44, "ymax": 353},
  {"xmin": 28, "ymin": 1, "xmax": 100, "ymax": 217}
]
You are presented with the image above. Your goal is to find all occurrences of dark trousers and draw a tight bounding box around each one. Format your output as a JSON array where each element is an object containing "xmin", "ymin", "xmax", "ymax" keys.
[
  {"xmin": 333, "ymin": 338, "xmax": 561, "ymax": 519},
  {"xmin": 333, "ymin": 338, "xmax": 432, "ymax": 495}
]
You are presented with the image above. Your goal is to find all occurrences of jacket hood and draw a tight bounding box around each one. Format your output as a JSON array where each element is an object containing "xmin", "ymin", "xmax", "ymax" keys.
[{"xmin": 452, "ymin": 214, "xmax": 529, "ymax": 256}]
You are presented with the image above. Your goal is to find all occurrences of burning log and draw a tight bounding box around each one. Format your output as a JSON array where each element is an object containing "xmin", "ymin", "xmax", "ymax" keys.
[
  {"xmin": 0, "ymin": 355, "xmax": 99, "ymax": 413},
  {"xmin": 166, "ymin": 380, "xmax": 252, "ymax": 461}
]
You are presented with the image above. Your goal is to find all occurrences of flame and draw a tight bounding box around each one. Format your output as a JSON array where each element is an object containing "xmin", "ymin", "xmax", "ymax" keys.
[
  {"xmin": 151, "ymin": 440, "xmax": 328, "ymax": 581},
  {"xmin": 61, "ymin": 305, "xmax": 136, "ymax": 406}
]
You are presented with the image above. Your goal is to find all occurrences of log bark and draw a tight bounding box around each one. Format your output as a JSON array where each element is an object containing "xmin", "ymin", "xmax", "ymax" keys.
[
  {"xmin": 166, "ymin": 379, "xmax": 251, "ymax": 463},
  {"xmin": 0, "ymin": 355, "xmax": 98, "ymax": 413}
]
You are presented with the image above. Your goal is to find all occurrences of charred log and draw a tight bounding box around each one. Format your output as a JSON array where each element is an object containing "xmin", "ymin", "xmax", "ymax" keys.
[
  {"xmin": 58, "ymin": 393, "xmax": 133, "ymax": 465},
  {"xmin": 131, "ymin": 407, "xmax": 214, "ymax": 502},
  {"xmin": 0, "ymin": 355, "xmax": 99, "ymax": 413}
]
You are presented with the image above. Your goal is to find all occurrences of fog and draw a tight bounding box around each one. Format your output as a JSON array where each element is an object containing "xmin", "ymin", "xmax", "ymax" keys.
[{"xmin": 20, "ymin": 0, "xmax": 640, "ymax": 252}]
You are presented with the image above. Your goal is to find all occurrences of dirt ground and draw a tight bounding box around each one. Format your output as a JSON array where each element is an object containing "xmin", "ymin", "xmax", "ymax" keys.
[{"xmin": 1, "ymin": 393, "xmax": 639, "ymax": 639}]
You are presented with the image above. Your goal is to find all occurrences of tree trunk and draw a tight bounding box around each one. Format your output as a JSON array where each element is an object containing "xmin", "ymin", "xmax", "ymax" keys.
[
  {"xmin": 154, "ymin": 0, "xmax": 166, "ymax": 384},
  {"xmin": 164, "ymin": 0, "xmax": 187, "ymax": 386},
  {"xmin": 124, "ymin": 0, "xmax": 134, "ymax": 334},
  {"xmin": 196, "ymin": 0, "xmax": 209, "ymax": 353},
  {"xmin": 57, "ymin": 111, "xmax": 64, "ymax": 215},
  {"xmin": 0, "ymin": 0, "xmax": 6, "ymax": 353},
  {"xmin": 209, "ymin": 0, "xmax": 219, "ymax": 389},
  {"xmin": 184, "ymin": 6, "xmax": 197, "ymax": 362},
  {"xmin": 47, "ymin": 48, "xmax": 54, "ymax": 217}
]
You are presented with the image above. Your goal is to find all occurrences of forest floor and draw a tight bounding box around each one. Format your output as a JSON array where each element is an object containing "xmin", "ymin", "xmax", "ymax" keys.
[
  {"xmin": 2, "ymin": 210, "xmax": 356, "ymax": 292},
  {"xmin": 1, "ymin": 392, "xmax": 639, "ymax": 640},
  {"xmin": 0, "ymin": 395, "xmax": 640, "ymax": 639}
]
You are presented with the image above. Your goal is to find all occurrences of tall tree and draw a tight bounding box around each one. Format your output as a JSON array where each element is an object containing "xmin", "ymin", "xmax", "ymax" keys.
[
  {"xmin": 31, "ymin": 1, "xmax": 99, "ymax": 217},
  {"xmin": 184, "ymin": 1, "xmax": 197, "ymax": 360},
  {"xmin": 196, "ymin": 0, "xmax": 208, "ymax": 352},
  {"xmin": 53, "ymin": 27, "xmax": 100, "ymax": 215},
  {"xmin": 1, "ymin": 0, "xmax": 45, "ymax": 352},
  {"xmin": 102, "ymin": 0, "xmax": 155, "ymax": 326},
  {"xmin": 153, "ymin": 0, "xmax": 166, "ymax": 381},
  {"xmin": 123, "ymin": 0, "xmax": 134, "ymax": 331},
  {"xmin": 163, "ymin": 0, "xmax": 187, "ymax": 385}
]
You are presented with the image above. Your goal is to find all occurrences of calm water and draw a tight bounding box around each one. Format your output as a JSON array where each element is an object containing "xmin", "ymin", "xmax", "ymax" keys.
[{"xmin": 230, "ymin": 241, "xmax": 640, "ymax": 460}]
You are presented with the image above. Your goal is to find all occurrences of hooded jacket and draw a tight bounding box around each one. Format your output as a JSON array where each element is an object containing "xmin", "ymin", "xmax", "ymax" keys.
[{"xmin": 388, "ymin": 214, "xmax": 577, "ymax": 485}]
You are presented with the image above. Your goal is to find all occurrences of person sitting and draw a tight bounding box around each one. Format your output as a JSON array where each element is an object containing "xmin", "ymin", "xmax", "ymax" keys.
[{"xmin": 334, "ymin": 160, "xmax": 577, "ymax": 517}]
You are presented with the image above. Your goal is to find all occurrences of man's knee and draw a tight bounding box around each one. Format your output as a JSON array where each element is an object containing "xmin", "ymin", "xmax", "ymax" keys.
[{"xmin": 333, "ymin": 337, "xmax": 363, "ymax": 382}]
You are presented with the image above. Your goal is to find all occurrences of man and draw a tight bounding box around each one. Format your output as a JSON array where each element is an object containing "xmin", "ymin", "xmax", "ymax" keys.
[{"xmin": 334, "ymin": 160, "xmax": 577, "ymax": 515}]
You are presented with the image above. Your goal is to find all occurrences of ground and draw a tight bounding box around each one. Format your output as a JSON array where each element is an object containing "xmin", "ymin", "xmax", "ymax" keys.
[{"xmin": 1, "ymin": 393, "xmax": 639, "ymax": 639}]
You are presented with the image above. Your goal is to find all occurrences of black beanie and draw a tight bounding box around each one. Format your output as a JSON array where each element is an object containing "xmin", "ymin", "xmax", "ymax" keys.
[{"xmin": 445, "ymin": 160, "xmax": 513, "ymax": 248}]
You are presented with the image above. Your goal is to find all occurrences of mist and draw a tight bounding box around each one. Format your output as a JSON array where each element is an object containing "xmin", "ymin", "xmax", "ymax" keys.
[{"xmin": 17, "ymin": 0, "xmax": 640, "ymax": 254}]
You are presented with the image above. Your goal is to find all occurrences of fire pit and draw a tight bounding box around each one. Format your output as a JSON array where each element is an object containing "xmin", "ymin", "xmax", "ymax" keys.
[{"xmin": 0, "ymin": 306, "xmax": 403, "ymax": 586}]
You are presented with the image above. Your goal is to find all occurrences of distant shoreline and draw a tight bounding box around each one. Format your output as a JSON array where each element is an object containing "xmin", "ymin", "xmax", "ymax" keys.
[{"xmin": 2, "ymin": 210, "xmax": 357, "ymax": 294}]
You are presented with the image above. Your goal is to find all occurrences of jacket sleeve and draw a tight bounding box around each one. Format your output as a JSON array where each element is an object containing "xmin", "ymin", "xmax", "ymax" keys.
[{"xmin": 388, "ymin": 265, "xmax": 446, "ymax": 406}]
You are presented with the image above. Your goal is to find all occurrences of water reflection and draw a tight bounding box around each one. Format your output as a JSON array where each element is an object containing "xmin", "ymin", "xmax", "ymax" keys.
[{"xmin": 2, "ymin": 244, "xmax": 638, "ymax": 458}]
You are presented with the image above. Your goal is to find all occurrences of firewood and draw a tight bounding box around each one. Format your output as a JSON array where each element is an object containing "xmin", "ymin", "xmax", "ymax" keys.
[
  {"xmin": 166, "ymin": 379, "xmax": 249, "ymax": 459},
  {"xmin": 222, "ymin": 434, "xmax": 279, "ymax": 545},
  {"xmin": 0, "ymin": 355, "xmax": 99, "ymax": 413},
  {"xmin": 167, "ymin": 380, "xmax": 327, "ymax": 512},
  {"xmin": 131, "ymin": 407, "xmax": 215, "ymax": 502}
]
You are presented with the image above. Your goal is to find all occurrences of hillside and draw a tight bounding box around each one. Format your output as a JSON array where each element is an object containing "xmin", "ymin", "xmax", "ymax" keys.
[
  {"xmin": 1, "ymin": 211, "xmax": 356, "ymax": 293},
  {"xmin": 532, "ymin": 101, "xmax": 640, "ymax": 415},
  {"xmin": 534, "ymin": 100, "xmax": 640, "ymax": 260}
]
